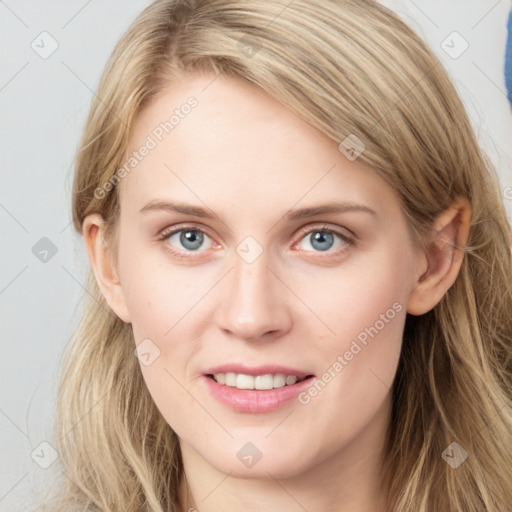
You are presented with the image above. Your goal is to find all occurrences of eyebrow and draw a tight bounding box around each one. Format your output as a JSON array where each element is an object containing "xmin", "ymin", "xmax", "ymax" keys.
[{"xmin": 139, "ymin": 199, "xmax": 377, "ymax": 220}]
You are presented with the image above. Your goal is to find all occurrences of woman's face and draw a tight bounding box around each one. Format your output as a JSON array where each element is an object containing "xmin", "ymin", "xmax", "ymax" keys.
[{"xmin": 110, "ymin": 71, "xmax": 424, "ymax": 479}]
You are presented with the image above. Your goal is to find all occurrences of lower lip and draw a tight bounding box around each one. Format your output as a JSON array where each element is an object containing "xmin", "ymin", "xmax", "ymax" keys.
[{"xmin": 202, "ymin": 375, "xmax": 315, "ymax": 413}]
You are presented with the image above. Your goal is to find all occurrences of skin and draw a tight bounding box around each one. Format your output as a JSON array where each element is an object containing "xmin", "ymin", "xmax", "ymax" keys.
[{"xmin": 83, "ymin": 71, "xmax": 471, "ymax": 512}]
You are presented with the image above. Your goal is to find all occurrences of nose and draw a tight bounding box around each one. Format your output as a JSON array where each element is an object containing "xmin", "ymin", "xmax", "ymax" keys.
[{"xmin": 214, "ymin": 249, "xmax": 293, "ymax": 342}]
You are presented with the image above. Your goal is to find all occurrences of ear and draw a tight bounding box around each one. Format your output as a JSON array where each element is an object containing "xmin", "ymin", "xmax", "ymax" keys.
[
  {"xmin": 82, "ymin": 213, "xmax": 131, "ymax": 323},
  {"xmin": 406, "ymin": 197, "xmax": 471, "ymax": 316}
]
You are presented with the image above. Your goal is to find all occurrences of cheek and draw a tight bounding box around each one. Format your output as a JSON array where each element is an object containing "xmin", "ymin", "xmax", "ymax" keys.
[
  {"xmin": 120, "ymin": 246, "xmax": 218, "ymax": 394},
  {"xmin": 299, "ymin": 244, "xmax": 413, "ymax": 347},
  {"xmin": 294, "ymin": 245, "xmax": 412, "ymax": 411},
  {"xmin": 123, "ymin": 259, "xmax": 210, "ymax": 425},
  {"xmin": 121, "ymin": 243, "xmax": 211, "ymax": 339}
]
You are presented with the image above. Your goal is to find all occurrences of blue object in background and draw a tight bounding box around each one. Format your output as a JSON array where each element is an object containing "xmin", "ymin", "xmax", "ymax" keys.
[{"xmin": 506, "ymin": 7, "xmax": 512, "ymax": 106}]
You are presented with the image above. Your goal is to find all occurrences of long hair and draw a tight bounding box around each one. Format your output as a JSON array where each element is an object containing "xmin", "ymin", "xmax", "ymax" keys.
[{"xmin": 43, "ymin": 1, "xmax": 512, "ymax": 510}]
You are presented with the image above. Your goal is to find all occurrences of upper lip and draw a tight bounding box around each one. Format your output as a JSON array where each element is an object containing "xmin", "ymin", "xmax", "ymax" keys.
[{"xmin": 203, "ymin": 364, "xmax": 314, "ymax": 379}]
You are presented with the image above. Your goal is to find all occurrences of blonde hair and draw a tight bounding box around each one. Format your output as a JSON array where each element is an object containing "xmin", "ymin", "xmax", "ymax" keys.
[{"xmin": 43, "ymin": 1, "xmax": 512, "ymax": 510}]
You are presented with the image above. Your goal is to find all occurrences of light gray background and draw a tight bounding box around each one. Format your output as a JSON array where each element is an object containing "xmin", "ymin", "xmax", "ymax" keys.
[{"xmin": 1, "ymin": 1, "xmax": 511, "ymax": 510}]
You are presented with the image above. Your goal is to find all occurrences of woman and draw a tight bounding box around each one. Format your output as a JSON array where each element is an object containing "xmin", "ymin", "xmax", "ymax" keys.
[{"xmin": 45, "ymin": 0, "xmax": 512, "ymax": 510}]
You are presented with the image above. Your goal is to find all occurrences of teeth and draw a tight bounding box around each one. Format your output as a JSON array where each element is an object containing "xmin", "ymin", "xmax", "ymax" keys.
[
  {"xmin": 225, "ymin": 372, "xmax": 237, "ymax": 387},
  {"xmin": 212, "ymin": 372, "xmax": 303, "ymax": 390},
  {"xmin": 237, "ymin": 373, "xmax": 255, "ymax": 390},
  {"xmin": 285, "ymin": 375, "xmax": 298, "ymax": 385},
  {"xmin": 253, "ymin": 374, "xmax": 274, "ymax": 390},
  {"xmin": 272, "ymin": 374, "xmax": 286, "ymax": 388}
]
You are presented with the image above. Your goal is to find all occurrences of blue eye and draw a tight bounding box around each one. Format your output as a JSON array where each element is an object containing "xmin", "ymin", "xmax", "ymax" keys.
[
  {"xmin": 298, "ymin": 229, "xmax": 350, "ymax": 253},
  {"xmin": 159, "ymin": 224, "xmax": 353, "ymax": 259},
  {"xmin": 166, "ymin": 229, "xmax": 213, "ymax": 251},
  {"xmin": 309, "ymin": 231, "xmax": 334, "ymax": 251}
]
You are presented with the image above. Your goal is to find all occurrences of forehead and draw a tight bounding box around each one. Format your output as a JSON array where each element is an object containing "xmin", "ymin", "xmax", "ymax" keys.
[{"xmin": 118, "ymin": 71, "xmax": 399, "ymax": 219}]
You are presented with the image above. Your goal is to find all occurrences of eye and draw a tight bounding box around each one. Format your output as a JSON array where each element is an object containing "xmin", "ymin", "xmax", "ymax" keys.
[
  {"xmin": 161, "ymin": 227, "xmax": 214, "ymax": 252},
  {"xmin": 158, "ymin": 224, "xmax": 353, "ymax": 258},
  {"xmin": 296, "ymin": 226, "xmax": 353, "ymax": 253}
]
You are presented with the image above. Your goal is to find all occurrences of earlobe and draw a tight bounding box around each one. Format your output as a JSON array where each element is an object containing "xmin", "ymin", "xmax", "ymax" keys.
[
  {"xmin": 82, "ymin": 213, "xmax": 131, "ymax": 323},
  {"xmin": 406, "ymin": 197, "xmax": 471, "ymax": 316}
]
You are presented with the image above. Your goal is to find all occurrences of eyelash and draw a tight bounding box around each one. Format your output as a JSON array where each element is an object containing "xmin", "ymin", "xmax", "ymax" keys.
[{"xmin": 157, "ymin": 223, "xmax": 355, "ymax": 260}]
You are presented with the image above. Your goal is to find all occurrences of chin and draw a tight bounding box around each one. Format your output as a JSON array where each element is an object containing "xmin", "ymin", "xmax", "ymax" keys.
[{"xmin": 203, "ymin": 444, "xmax": 317, "ymax": 480}]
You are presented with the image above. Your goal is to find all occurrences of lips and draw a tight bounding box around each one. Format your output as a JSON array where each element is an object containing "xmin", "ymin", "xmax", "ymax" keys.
[{"xmin": 202, "ymin": 364, "xmax": 316, "ymax": 413}]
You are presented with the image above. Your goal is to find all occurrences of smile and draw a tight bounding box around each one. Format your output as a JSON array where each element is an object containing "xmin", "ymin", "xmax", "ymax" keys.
[
  {"xmin": 202, "ymin": 365, "xmax": 316, "ymax": 413},
  {"xmin": 209, "ymin": 372, "xmax": 306, "ymax": 390}
]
